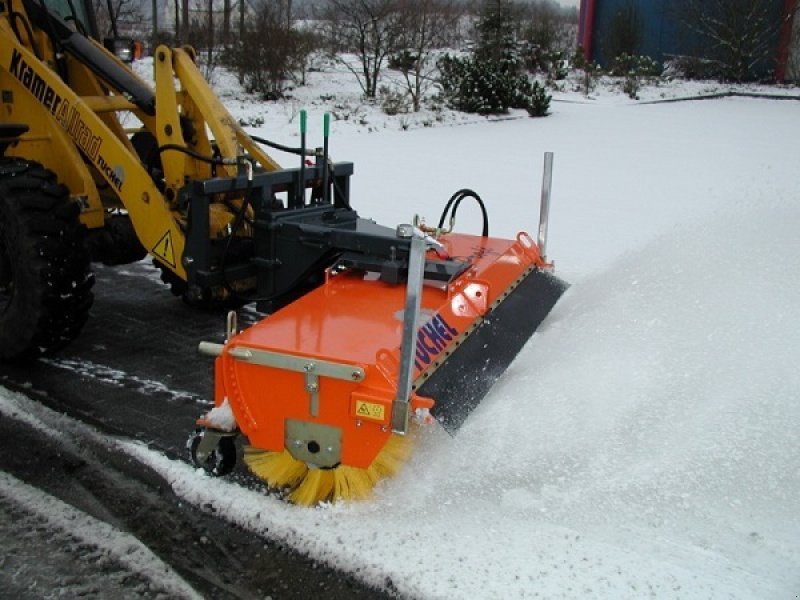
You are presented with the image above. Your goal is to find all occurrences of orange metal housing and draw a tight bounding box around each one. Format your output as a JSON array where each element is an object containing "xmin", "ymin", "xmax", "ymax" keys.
[{"xmin": 213, "ymin": 231, "xmax": 546, "ymax": 469}]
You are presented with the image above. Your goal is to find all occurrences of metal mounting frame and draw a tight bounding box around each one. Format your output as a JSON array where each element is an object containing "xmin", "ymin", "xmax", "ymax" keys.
[{"xmin": 391, "ymin": 233, "xmax": 427, "ymax": 435}]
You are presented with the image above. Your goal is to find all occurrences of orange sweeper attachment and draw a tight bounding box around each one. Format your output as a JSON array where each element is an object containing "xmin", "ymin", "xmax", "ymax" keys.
[{"xmin": 189, "ymin": 118, "xmax": 566, "ymax": 505}]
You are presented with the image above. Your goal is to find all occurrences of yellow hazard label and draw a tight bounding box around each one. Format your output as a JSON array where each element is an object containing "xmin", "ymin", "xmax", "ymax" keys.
[
  {"xmin": 355, "ymin": 400, "xmax": 385, "ymax": 422},
  {"xmin": 152, "ymin": 231, "xmax": 176, "ymax": 268}
]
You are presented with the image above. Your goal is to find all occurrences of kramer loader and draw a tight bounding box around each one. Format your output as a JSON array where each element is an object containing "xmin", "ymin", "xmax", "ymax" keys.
[{"xmin": 0, "ymin": 0, "xmax": 566, "ymax": 504}]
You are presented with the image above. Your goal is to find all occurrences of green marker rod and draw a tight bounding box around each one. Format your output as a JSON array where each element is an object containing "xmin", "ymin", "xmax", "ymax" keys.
[
  {"xmin": 298, "ymin": 109, "xmax": 307, "ymax": 207},
  {"xmin": 322, "ymin": 113, "xmax": 331, "ymax": 205}
]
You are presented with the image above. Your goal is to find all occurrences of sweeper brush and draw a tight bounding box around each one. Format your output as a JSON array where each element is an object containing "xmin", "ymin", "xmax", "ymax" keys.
[{"xmin": 190, "ymin": 142, "xmax": 566, "ymax": 505}]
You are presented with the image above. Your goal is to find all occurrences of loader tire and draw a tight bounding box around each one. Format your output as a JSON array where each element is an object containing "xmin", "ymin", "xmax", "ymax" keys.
[{"xmin": 0, "ymin": 158, "xmax": 95, "ymax": 361}]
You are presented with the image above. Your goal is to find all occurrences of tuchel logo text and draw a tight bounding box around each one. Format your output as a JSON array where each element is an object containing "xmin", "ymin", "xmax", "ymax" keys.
[{"xmin": 414, "ymin": 313, "xmax": 459, "ymax": 371}]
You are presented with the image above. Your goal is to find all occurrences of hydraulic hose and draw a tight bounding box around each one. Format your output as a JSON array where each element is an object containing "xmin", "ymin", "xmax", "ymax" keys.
[
  {"xmin": 249, "ymin": 134, "xmax": 315, "ymax": 157},
  {"xmin": 158, "ymin": 144, "xmax": 226, "ymax": 165},
  {"xmin": 438, "ymin": 189, "xmax": 489, "ymax": 237}
]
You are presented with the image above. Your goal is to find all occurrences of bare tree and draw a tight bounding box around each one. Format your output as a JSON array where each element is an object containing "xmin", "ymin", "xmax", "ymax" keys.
[
  {"xmin": 393, "ymin": 0, "xmax": 462, "ymax": 111},
  {"xmin": 789, "ymin": 7, "xmax": 800, "ymax": 79},
  {"xmin": 318, "ymin": 0, "xmax": 404, "ymax": 99},
  {"xmin": 94, "ymin": 0, "xmax": 146, "ymax": 37},
  {"xmin": 182, "ymin": 0, "xmax": 190, "ymax": 41},
  {"xmin": 224, "ymin": 1, "xmax": 318, "ymax": 97},
  {"xmin": 520, "ymin": 0, "xmax": 574, "ymax": 54},
  {"xmin": 674, "ymin": 0, "xmax": 797, "ymax": 81},
  {"xmin": 206, "ymin": 0, "xmax": 214, "ymax": 67},
  {"xmin": 517, "ymin": 0, "xmax": 576, "ymax": 76},
  {"xmin": 223, "ymin": 0, "xmax": 232, "ymax": 45}
]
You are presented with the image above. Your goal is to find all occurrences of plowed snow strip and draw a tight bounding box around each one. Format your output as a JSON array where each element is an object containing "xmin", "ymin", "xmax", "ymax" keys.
[{"xmin": 0, "ymin": 471, "xmax": 202, "ymax": 600}]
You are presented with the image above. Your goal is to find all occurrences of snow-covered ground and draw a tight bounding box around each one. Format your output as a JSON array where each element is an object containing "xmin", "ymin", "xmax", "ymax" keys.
[
  {"xmin": 0, "ymin": 472, "xmax": 201, "ymax": 599},
  {"xmin": 3, "ymin": 59, "xmax": 800, "ymax": 598}
]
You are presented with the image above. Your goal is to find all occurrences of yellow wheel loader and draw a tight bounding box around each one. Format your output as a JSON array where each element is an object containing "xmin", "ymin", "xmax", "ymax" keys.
[{"xmin": 0, "ymin": 0, "xmax": 566, "ymax": 504}]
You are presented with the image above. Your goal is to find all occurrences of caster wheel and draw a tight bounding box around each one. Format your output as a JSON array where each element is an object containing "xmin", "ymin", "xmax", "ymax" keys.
[{"xmin": 187, "ymin": 428, "xmax": 236, "ymax": 476}]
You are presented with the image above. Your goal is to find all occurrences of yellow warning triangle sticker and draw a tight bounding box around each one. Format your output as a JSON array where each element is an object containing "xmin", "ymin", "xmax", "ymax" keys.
[
  {"xmin": 152, "ymin": 231, "xmax": 176, "ymax": 268},
  {"xmin": 357, "ymin": 403, "xmax": 371, "ymax": 416}
]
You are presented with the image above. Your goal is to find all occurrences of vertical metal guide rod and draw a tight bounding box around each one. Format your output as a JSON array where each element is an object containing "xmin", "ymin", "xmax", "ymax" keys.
[
  {"xmin": 322, "ymin": 113, "xmax": 331, "ymax": 205},
  {"xmin": 538, "ymin": 152, "xmax": 554, "ymax": 262},
  {"xmin": 391, "ymin": 231, "xmax": 427, "ymax": 435},
  {"xmin": 298, "ymin": 109, "xmax": 307, "ymax": 207}
]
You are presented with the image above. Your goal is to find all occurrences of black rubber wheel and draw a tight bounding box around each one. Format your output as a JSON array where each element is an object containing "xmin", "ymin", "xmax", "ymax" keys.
[
  {"xmin": 187, "ymin": 428, "xmax": 236, "ymax": 476},
  {"xmin": 85, "ymin": 212, "xmax": 148, "ymax": 266},
  {"xmin": 0, "ymin": 158, "xmax": 95, "ymax": 361}
]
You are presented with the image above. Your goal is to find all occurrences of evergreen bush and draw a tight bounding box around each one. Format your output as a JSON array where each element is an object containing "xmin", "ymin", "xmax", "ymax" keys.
[
  {"xmin": 609, "ymin": 53, "xmax": 663, "ymax": 99},
  {"xmin": 437, "ymin": 0, "xmax": 551, "ymax": 117}
]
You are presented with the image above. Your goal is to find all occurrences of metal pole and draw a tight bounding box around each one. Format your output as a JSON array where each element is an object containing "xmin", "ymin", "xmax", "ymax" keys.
[
  {"xmin": 391, "ymin": 232, "xmax": 426, "ymax": 435},
  {"xmin": 298, "ymin": 109, "xmax": 307, "ymax": 208},
  {"xmin": 538, "ymin": 152, "xmax": 554, "ymax": 262},
  {"xmin": 322, "ymin": 113, "xmax": 330, "ymax": 205}
]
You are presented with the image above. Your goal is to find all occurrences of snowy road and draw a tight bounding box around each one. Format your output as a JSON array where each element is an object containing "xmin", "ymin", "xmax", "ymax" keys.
[{"xmin": 1, "ymin": 472, "xmax": 201, "ymax": 600}]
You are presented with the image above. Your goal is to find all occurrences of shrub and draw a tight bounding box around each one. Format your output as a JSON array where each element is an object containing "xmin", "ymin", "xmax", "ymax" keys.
[
  {"xmin": 437, "ymin": 0, "xmax": 551, "ymax": 117},
  {"xmin": 664, "ymin": 55, "xmax": 725, "ymax": 81},
  {"xmin": 521, "ymin": 80, "xmax": 551, "ymax": 116},
  {"xmin": 378, "ymin": 86, "xmax": 410, "ymax": 116},
  {"xmin": 610, "ymin": 53, "xmax": 663, "ymax": 99},
  {"xmin": 438, "ymin": 55, "xmax": 502, "ymax": 114},
  {"xmin": 221, "ymin": 9, "xmax": 319, "ymax": 100},
  {"xmin": 571, "ymin": 47, "xmax": 602, "ymax": 96},
  {"xmin": 438, "ymin": 55, "xmax": 550, "ymax": 116},
  {"xmin": 522, "ymin": 44, "xmax": 569, "ymax": 81},
  {"xmin": 609, "ymin": 53, "xmax": 662, "ymax": 78},
  {"xmin": 388, "ymin": 50, "xmax": 419, "ymax": 72}
]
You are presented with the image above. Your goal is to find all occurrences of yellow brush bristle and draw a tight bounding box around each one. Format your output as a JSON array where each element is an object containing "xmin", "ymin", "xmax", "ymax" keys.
[
  {"xmin": 243, "ymin": 432, "xmax": 415, "ymax": 506},
  {"xmin": 369, "ymin": 432, "xmax": 413, "ymax": 478},
  {"xmin": 289, "ymin": 468, "xmax": 335, "ymax": 506},
  {"xmin": 333, "ymin": 465, "xmax": 377, "ymax": 501},
  {"xmin": 243, "ymin": 447, "xmax": 307, "ymax": 488}
]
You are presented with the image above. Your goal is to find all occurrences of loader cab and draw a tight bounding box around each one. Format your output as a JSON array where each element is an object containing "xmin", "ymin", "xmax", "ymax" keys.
[
  {"xmin": 20, "ymin": 0, "xmax": 138, "ymax": 65},
  {"xmin": 34, "ymin": 0, "xmax": 100, "ymax": 39}
]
